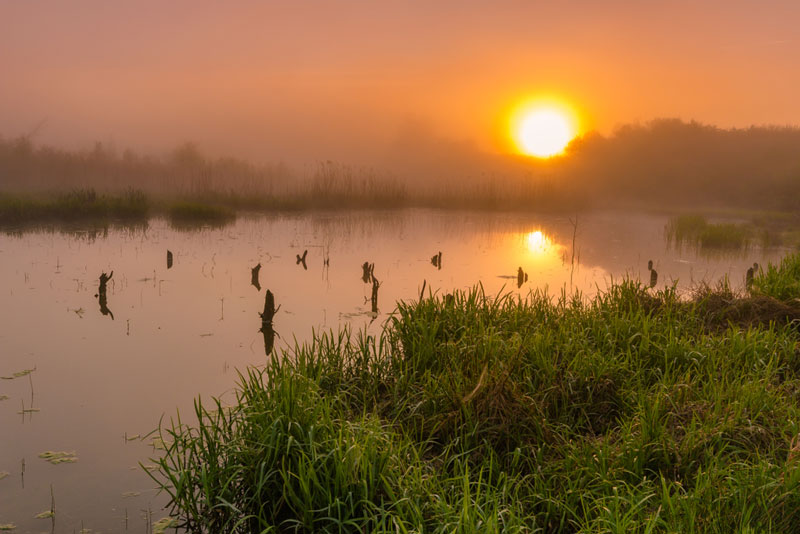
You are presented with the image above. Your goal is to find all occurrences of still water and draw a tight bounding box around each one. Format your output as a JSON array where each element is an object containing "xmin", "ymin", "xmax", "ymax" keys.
[{"xmin": 0, "ymin": 210, "xmax": 785, "ymax": 532}]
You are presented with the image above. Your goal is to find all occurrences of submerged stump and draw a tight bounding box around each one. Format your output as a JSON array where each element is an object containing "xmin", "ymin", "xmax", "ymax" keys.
[
  {"xmin": 517, "ymin": 267, "xmax": 528, "ymax": 288},
  {"xmin": 259, "ymin": 289, "xmax": 281, "ymax": 355},
  {"xmin": 251, "ymin": 263, "xmax": 262, "ymax": 291},
  {"xmin": 97, "ymin": 271, "xmax": 114, "ymax": 320},
  {"xmin": 361, "ymin": 262, "xmax": 374, "ymax": 283},
  {"xmin": 431, "ymin": 251, "xmax": 442, "ymax": 269},
  {"xmin": 296, "ymin": 250, "xmax": 308, "ymax": 270}
]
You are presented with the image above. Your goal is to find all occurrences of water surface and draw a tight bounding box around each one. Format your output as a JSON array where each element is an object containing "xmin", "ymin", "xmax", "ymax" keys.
[{"xmin": 0, "ymin": 210, "xmax": 785, "ymax": 532}]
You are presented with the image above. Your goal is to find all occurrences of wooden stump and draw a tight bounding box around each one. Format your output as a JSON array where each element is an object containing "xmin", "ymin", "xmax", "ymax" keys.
[{"xmin": 251, "ymin": 263, "xmax": 262, "ymax": 291}]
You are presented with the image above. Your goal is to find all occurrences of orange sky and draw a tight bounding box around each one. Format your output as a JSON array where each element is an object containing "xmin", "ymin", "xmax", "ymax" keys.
[{"xmin": 1, "ymin": 1, "xmax": 798, "ymax": 165}]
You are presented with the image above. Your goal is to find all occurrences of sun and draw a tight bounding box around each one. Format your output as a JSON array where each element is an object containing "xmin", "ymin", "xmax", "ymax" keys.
[{"xmin": 508, "ymin": 100, "xmax": 578, "ymax": 158}]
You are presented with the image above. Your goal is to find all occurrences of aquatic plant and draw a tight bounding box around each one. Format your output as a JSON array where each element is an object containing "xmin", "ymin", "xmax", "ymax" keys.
[
  {"xmin": 39, "ymin": 451, "xmax": 78, "ymax": 465},
  {"xmin": 149, "ymin": 253, "xmax": 800, "ymax": 532},
  {"xmin": 0, "ymin": 188, "xmax": 150, "ymax": 225},
  {"xmin": 665, "ymin": 214, "xmax": 752, "ymax": 251}
]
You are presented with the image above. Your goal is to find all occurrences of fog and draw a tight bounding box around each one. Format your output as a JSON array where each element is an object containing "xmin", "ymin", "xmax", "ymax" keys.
[
  {"xmin": 2, "ymin": 120, "xmax": 799, "ymax": 214},
  {"xmin": 2, "ymin": 0, "xmax": 800, "ymax": 171}
]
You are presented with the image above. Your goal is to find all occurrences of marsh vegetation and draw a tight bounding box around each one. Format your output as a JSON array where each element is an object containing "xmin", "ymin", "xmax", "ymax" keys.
[
  {"xmin": 151, "ymin": 254, "xmax": 800, "ymax": 533},
  {"xmin": 665, "ymin": 213, "xmax": 800, "ymax": 255},
  {"xmin": 3, "ymin": 120, "xmax": 800, "ymax": 219}
]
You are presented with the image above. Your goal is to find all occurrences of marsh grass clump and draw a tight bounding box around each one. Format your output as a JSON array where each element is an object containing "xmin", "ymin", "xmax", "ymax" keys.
[
  {"xmin": 151, "ymin": 256, "xmax": 800, "ymax": 533},
  {"xmin": 665, "ymin": 214, "xmax": 753, "ymax": 251},
  {"xmin": 0, "ymin": 187, "xmax": 150, "ymax": 225}
]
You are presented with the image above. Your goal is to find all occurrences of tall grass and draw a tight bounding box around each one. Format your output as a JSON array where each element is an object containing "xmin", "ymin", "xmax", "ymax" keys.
[
  {"xmin": 150, "ymin": 255, "xmax": 800, "ymax": 532},
  {"xmin": 751, "ymin": 252, "xmax": 800, "ymax": 301}
]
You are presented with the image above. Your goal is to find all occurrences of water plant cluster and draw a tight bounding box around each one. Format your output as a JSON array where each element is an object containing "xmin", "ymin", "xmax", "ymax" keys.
[
  {"xmin": 151, "ymin": 254, "xmax": 800, "ymax": 532},
  {"xmin": 665, "ymin": 214, "xmax": 754, "ymax": 250}
]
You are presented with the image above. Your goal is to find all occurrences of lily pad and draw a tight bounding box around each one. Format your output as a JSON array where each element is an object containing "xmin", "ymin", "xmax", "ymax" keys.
[{"xmin": 39, "ymin": 451, "xmax": 78, "ymax": 464}]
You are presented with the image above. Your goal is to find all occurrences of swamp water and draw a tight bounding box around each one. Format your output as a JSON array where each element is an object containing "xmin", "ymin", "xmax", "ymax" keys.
[{"xmin": 0, "ymin": 209, "xmax": 786, "ymax": 532}]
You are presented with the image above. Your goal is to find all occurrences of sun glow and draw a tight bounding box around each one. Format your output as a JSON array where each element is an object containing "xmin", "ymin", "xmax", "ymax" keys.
[
  {"xmin": 510, "ymin": 100, "xmax": 578, "ymax": 158},
  {"xmin": 525, "ymin": 230, "xmax": 554, "ymax": 254}
]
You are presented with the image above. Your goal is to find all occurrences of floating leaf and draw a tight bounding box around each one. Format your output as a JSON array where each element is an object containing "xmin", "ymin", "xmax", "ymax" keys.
[
  {"xmin": 39, "ymin": 451, "xmax": 78, "ymax": 464},
  {"xmin": 153, "ymin": 517, "xmax": 177, "ymax": 534},
  {"xmin": 0, "ymin": 395, "xmax": 9, "ymax": 401},
  {"xmin": 0, "ymin": 525, "xmax": 16, "ymax": 531},
  {"xmin": 150, "ymin": 437, "xmax": 169, "ymax": 450},
  {"xmin": 34, "ymin": 510, "xmax": 54, "ymax": 519},
  {"xmin": 0, "ymin": 471, "xmax": 9, "ymax": 481},
  {"xmin": 122, "ymin": 491, "xmax": 141, "ymax": 498},
  {"xmin": 1, "ymin": 368, "xmax": 35, "ymax": 380}
]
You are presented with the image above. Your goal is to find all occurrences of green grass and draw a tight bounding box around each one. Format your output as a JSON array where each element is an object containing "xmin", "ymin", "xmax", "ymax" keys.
[
  {"xmin": 751, "ymin": 252, "xmax": 800, "ymax": 301},
  {"xmin": 149, "ymin": 254, "xmax": 800, "ymax": 533}
]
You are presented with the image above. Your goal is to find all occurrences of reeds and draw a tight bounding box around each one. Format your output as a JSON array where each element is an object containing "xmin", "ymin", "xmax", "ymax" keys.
[
  {"xmin": 0, "ymin": 188, "xmax": 149, "ymax": 225},
  {"xmin": 665, "ymin": 214, "xmax": 752, "ymax": 251},
  {"xmin": 149, "ymin": 254, "xmax": 800, "ymax": 532}
]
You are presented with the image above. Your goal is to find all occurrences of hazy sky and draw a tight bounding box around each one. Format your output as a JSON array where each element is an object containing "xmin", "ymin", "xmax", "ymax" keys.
[{"xmin": 2, "ymin": 1, "xmax": 799, "ymax": 165}]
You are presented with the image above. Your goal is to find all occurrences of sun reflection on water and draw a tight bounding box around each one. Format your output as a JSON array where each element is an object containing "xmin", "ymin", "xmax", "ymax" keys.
[{"xmin": 525, "ymin": 230, "xmax": 555, "ymax": 255}]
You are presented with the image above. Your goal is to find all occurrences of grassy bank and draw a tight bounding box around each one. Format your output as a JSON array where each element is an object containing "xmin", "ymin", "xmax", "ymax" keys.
[
  {"xmin": 0, "ymin": 188, "xmax": 150, "ymax": 224},
  {"xmin": 150, "ymin": 254, "xmax": 800, "ymax": 533},
  {"xmin": 0, "ymin": 188, "xmax": 240, "ymax": 228}
]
